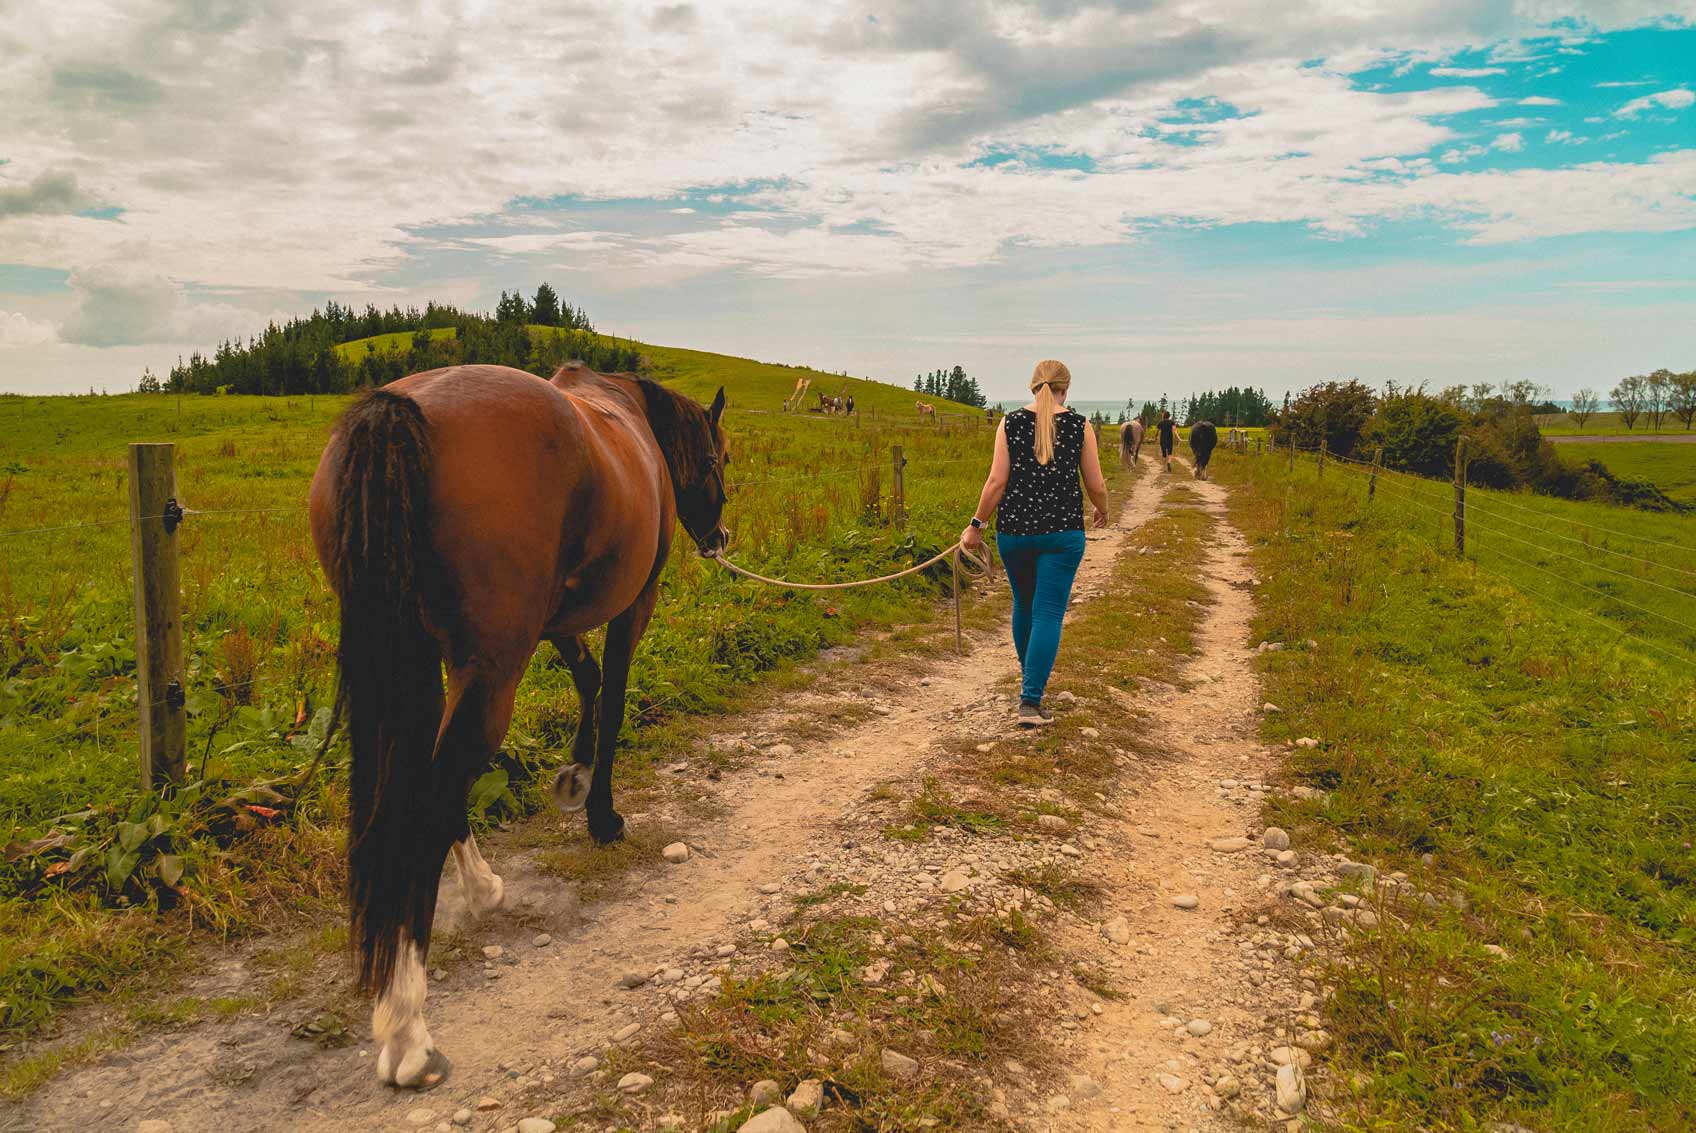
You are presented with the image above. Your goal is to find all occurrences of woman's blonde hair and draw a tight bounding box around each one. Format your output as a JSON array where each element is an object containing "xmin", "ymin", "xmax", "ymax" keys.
[{"xmin": 1029, "ymin": 359, "xmax": 1072, "ymax": 465}]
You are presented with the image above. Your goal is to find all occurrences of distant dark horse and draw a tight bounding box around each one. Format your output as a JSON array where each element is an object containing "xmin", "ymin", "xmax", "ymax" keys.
[
  {"xmin": 1189, "ymin": 420, "xmax": 1218, "ymax": 480},
  {"xmin": 1120, "ymin": 418, "xmax": 1145, "ymax": 463},
  {"xmin": 309, "ymin": 362, "xmax": 727, "ymax": 1089}
]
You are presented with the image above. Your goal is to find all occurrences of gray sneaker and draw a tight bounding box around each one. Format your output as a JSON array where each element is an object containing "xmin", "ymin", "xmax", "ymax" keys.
[{"xmin": 1018, "ymin": 701, "xmax": 1053, "ymax": 727}]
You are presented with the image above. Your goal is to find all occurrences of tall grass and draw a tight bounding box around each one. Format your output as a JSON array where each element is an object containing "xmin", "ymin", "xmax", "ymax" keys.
[{"xmin": 1211, "ymin": 444, "xmax": 1696, "ymax": 1131}]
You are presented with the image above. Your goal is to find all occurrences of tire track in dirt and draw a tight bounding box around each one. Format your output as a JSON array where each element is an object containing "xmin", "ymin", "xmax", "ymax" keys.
[{"xmin": 17, "ymin": 469, "xmax": 1169, "ymax": 1133}]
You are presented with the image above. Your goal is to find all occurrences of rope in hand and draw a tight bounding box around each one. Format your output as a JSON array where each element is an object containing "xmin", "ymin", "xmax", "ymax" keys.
[{"xmin": 705, "ymin": 540, "xmax": 995, "ymax": 653}]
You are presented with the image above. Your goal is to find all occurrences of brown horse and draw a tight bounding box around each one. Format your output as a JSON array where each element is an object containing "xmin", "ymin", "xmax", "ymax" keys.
[
  {"xmin": 1121, "ymin": 418, "xmax": 1145, "ymax": 463},
  {"xmin": 309, "ymin": 361, "xmax": 727, "ymax": 1089},
  {"xmin": 916, "ymin": 400, "xmax": 936, "ymax": 421}
]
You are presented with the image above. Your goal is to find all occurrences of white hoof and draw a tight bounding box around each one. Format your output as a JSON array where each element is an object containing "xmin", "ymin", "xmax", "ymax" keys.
[
  {"xmin": 553, "ymin": 764, "xmax": 591, "ymax": 812},
  {"xmin": 470, "ymin": 872, "xmax": 505, "ymax": 918}
]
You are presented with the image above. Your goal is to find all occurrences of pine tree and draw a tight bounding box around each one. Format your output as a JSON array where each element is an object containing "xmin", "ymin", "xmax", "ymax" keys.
[{"xmin": 531, "ymin": 282, "xmax": 561, "ymax": 327}]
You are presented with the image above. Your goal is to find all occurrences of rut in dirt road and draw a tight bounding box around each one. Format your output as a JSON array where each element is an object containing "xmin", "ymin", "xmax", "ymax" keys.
[{"xmin": 17, "ymin": 469, "xmax": 1167, "ymax": 1133}]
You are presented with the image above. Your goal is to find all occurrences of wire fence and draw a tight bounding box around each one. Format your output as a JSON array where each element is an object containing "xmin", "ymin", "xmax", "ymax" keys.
[{"xmin": 1264, "ymin": 438, "xmax": 1696, "ymax": 673}]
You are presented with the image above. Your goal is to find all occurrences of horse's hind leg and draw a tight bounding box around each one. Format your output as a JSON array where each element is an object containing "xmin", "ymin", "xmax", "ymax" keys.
[
  {"xmin": 374, "ymin": 667, "xmax": 521, "ymax": 1089},
  {"xmin": 546, "ymin": 634, "xmax": 601, "ymax": 812},
  {"xmin": 450, "ymin": 831, "xmax": 503, "ymax": 920}
]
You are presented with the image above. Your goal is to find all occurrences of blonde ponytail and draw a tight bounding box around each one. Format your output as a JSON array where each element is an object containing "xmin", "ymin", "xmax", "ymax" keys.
[{"xmin": 1029, "ymin": 359, "xmax": 1072, "ymax": 466}]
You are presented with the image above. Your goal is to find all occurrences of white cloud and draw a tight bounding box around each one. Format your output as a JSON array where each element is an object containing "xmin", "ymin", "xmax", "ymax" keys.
[
  {"xmin": 1616, "ymin": 88, "xmax": 1696, "ymax": 116},
  {"xmin": 57, "ymin": 266, "xmax": 268, "ymax": 347},
  {"xmin": 0, "ymin": 310, "xmax": 57, "ymax": 347},
  {"xmin": 1491, "ymin": 132, "xmax": 1526, "ymax": 152},
  {"xmin": 1546, "ymin": 129, "xmax": 1579, "ymax": 143},
  {"xmin": 1430, "ymin": 67, "xmax": 1505, "ymax": 77},
  {"xmin": 1519, "ymin": 95, "xmax": 1562, "ymax": 105}
]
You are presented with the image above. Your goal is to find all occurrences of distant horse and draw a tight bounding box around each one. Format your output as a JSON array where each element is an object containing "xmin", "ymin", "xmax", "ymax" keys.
[
  {"xmin": 818, "ymin": 392, "xmax": 845, "ymax": 414},
  {"xmin": 1121, "ymin": 419, "xmax": 1145, "ymax": 463},
  {"xmin": 309, "ymin": 362, "xmax": 728, "ymax": 1089},
  {"xmin": 916, "ymin": 401, "xmax": 936, "ymax": 421},
  {"xmin": 1189, "ymin": 420, "xmax": 1218, "ymax": 480}
]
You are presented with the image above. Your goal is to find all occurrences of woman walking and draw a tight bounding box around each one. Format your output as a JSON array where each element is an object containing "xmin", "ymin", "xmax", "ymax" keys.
[
  {"xmin": 961, "ymin": 360, "xmax": 1109, "ymax": 726},
  {"xmin": 1156, "ymin": 409, "xmax": 1176, "ymax": 472}
]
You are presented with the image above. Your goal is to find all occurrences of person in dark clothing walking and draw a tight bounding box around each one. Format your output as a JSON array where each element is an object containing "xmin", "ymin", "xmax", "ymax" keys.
[
  {"xmin": 1156, "ymin": 410, "xmax": 1176, "ymax": 472},
  {"xmin": 960, "ymin": 360, "xmax": 1109, "ymax": 726}
]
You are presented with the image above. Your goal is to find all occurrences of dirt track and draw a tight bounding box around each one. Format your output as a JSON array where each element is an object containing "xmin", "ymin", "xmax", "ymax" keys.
[{"xmin": 14, "ymin": 460, "xmax": 1315, "ymax": 1133}]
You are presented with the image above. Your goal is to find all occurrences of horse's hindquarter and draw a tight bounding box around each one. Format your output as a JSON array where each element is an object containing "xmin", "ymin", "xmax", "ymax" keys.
[{"xmin": 403, "ymin": 367, "xmax": 665, "ymax": 656}]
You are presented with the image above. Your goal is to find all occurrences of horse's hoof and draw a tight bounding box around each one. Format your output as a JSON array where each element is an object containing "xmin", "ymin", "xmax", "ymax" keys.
[
  {"xmin": 552, "ymin": 764, "xmax": 591, "ymax": 812},
  {"xmin": 379, "ymin": 1044, "xmax": 451, "ymax": 1090},
  {"xmin": 588, "ymin": 810, "xmax": 625, "ymax": 846}
]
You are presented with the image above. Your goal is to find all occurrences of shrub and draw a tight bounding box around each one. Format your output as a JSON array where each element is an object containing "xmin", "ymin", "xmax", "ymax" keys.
[
  {"xmin": 1364, "ymin": 386, "xmax": 1468, "ymax": 477},
  {"xmin": 1272, "ymin": 380, "xmax": 1376, "ymax": 457}
]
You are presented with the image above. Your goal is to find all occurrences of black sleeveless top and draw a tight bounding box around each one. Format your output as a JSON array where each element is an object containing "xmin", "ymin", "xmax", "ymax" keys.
[{"xmin": 999, "ymin": 408, "xmax": 1085, "ymax": 535}]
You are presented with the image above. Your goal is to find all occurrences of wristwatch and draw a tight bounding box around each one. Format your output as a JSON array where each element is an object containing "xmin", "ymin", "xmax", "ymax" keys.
[{"xmin": 968, "ymin": 517, "xmax": 986, "ymax": 530}]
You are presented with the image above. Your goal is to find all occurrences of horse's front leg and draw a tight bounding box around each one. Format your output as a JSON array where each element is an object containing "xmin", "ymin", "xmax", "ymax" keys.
[
  {"xmin": 546, "ymin": 634, "xmax": 601, "ymax": 813},
  {"xmin": 585, "ymin": 592, "xmax": 658, "ymax": 845}
]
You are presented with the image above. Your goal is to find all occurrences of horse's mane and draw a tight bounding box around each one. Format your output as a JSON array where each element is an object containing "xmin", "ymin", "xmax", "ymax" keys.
[{"xmin": 635, "ymin": 376, "xmax": 714, "ymax": 489}]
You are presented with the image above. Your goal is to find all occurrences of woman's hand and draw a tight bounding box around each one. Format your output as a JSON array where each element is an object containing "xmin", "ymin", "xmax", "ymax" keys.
[
  {"xmin": 1091, "ymin": 505, "xmax": 1108, "ymax": 529},
  {"xmin": 961, "ymin": 522, "xmax": 985, "ymax": 552}
]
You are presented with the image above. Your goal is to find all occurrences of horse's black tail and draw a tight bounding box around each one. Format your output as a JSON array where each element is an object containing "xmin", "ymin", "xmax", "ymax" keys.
[{"xmin": 324, "ymin": 389, "xmax": 447, "ymax": 995}]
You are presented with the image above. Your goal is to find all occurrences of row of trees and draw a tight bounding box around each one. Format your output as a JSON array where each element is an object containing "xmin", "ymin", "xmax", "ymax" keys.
[
  {"xmin": 912, "ymin": 366, "xmax": 988, "ymax": 408},
  {"xmin": 1596, "ymin": 370, "xmax": 1696, "ymax": 431},
  {"xmin": 146, "ymin": 284, "xmax": 627, "ymax": 396},
  {"xmin": 1269, "ymin": 380, "xmax": 1681, "ymax": 511}
]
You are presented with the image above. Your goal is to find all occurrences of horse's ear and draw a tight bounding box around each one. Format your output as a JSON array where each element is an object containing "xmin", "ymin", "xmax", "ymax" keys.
[{"xmin": 708, "ymin": 386, "xmax": 725, "ymax": 426}]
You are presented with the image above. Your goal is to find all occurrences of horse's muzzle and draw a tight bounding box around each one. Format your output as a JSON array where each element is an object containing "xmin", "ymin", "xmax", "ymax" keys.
[{"xmin": 697, "ymin": 526, "xmax": 729, "ymax": 558}]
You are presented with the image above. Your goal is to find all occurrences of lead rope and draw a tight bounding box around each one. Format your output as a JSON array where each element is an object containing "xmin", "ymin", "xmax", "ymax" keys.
[{"xmin": 706, "ymin": 541, "xmax": 994, "ymax": 654}]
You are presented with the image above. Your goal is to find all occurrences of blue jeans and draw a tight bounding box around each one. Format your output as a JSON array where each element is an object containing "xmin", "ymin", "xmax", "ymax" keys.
[{"xmin": 996, "ymin": 529, "xmax": 1087, "ymax": 705}]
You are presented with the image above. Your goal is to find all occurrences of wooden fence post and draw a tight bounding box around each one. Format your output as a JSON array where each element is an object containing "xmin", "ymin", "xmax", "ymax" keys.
[
  {"xmin": 1318, "ymin": 439, "xmax": 1327, "ymax": 479},
  {"xmin": 128, "ymin": 443, "xmax": 186, "ymax": 788},
  {"xmin": 1369, "ymin": 446, "xmax": 1382, "ymax": 500},
  {"xmin": 1453, "ymin": 437, "xmax": 1468, "ymax": 556},
  {"xmin": 1256, "ymin": 437, "xmax": 1263, "ymax": 456},
  {"xmin": 1287, "ymin": 438, "xmax": 1295, "ymax": 471},
  {"xmin": 891, "ymin": 444, "xmax": 907, "ymax": 529}
]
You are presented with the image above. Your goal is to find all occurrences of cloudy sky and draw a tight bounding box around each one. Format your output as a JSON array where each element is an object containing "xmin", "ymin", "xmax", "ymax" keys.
[{"xmin": 2, "ymin": 1, "xmax": 1693, "ymax": 401}]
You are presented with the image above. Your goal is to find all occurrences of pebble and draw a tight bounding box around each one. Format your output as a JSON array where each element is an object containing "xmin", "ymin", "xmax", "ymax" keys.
[
  {"xmin": 1294, "ymin": 737, "xmax": 1319, "ymax": 748},
  {"xmin": 938, "ymin": 869, "xmax": 972, "ymax": 892},
  {"xmin": 452, "ymin": 1111, "xmax": 472, "ymax": 1127},
  {"xmin": 717, "ymin": 943, "xmax": 738, "ymax": 957},
  {"xmin": 1275, "ymin": 849, "xmax": 1298, "ymax": 867},
  {"xmin": 787, "ymin": 1078, "xmax": 824, "ymax": 1117},
  {"xmin": 1263, "ymin": 827, "xmax": 1291, "ymax": 850},
  {"xmin": 138, "ymin": 1124, "xmax": 174, "ymax": 1133},
  {"xmin": 1157, "ymin": 1073, "xmax": 1187, "ymax": 1092},
  {"xmin": 662, "ymin": 842, "xmax": 691, "ymax": 864},
  {"xmin": 1275, "ymin": 1064, "xmax": 1307, "ymax": 1114},
  {"xmin": 1185, "ymin": 1019, "xmax": 1212, "ymax": 1037},
  {"xmin": 1270, "ymin": 1046, "xmax": 1313, "ymax": 1069},
  {"xmin": 481, "ymin": 945, "xmax": 504, "ymax": 960},
  {"xmin": 1037, "ymin": 814, "xmax": 1071, "ymax": 834},
  {"xmin": 1079, "ymin": 726, "xmax": 1101, "ymax": 739},
  {"xmin": 739, "ymin": 1109, "xmax": 807, "ymax": 1133},
  {"xmin": 749, "ymin": 1079, "xmax": 782, "ymax": 1104},
  {"xmin": 881, "ymin": 1048, "xmax": 920, "ymax": 1079},
  {"xmin": 614, "ymin": 1022, "xmax": 642, "ymax": 1042},
  {"xmin": 1336, "ymin": 861, "xmax": 1377, "ymax": 884},
  {"xmin": 1214, "ymin": 1074, "xmax": 1240, "ymax": 1098},
  {"xmin": 531, "ymin": 933, "xmax": 552, "ymax": 947},
  {"xmin": 569, "ymin": 1056, "xmax": 598, "ymax": 1077},
  {"xmin": 476, "ymin": 1097, "xmax": 503, "ymax": 1110},
  {"xmin": 517, "ymin": 1120, "xmax": 556, "ymax": 1133},
  {"xmin": 1209, "ymin": 836, "xmax": 1250, "ymax": 853},
  {"xmin": 407, "ymin": 1110, "xmax": 436, "ymax": 1127},
  {"xmin": 1171, "ymin": 893, "xmax": 1199, "ymax": 909},
  {"xmin": 1056, "ymin": 691, "xmax": 1077, "ymax": 703},
  {"xmin": 759, "ymin": 882, "xmax": 781, "ymax": 894},
  {"xmin": 1069, "ymin": 1073, "xmax": 1102, "ymax": 1100},
  {"xmin": 770, "ymin": 937, "xmax": 791, "ymax": 953},
  {"xmin": 1102, "ymin": 916, "xmax": 1131, "ymax": 945},
  {"xmin": 618, "ymin": 970, "xmax": 648, "ymax": 988},
  {"xmin": 618, "ymin": 1071, "xmax": 654, "ymax": 1093},
  {"xmin": 1263, "ymin": 702, "xmax": 1281, "ymax": 712}
]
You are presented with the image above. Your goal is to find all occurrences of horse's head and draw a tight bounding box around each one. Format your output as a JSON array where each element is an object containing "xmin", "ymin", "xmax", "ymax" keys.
[{"xmin": 639, "ymin": 381, "xmax": 731, "ymax": 556}]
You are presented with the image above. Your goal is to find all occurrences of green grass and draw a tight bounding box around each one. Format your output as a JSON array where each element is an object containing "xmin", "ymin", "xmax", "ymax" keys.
[
  {"xmin": 1559, "ymin": 441, "xmax": 1696, "ymax": 504},
  {"xmin": 329, "ymin": 327, "xmax": 456, "ymax": 363},
  {"xmin": 0, "ymin": 348, "xmax": 1137, "ymax": 1063},
  {"xmin": 1212, "ymin": 443, "xmax": 1696, "ymax": 1131},
  {"xmin": 1535, "ymin": 411, "xmax": 1696, "ymax": 437}
]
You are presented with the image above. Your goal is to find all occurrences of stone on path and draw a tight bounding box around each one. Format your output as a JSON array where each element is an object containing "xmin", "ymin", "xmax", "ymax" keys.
[
  {"xmin": 138, "ymin": 1123, "xmax": 174, "ymax": 1133},
  {"xmin": 662, "ymin": 842, "xmax": 690, "ymax": 863},
  {"xmin": 618, "ymin": 1071, "xmax": 654, "ymax": 1093},
  {"xmin": 618, "ymin": 970, "xmax": 648, "ymax": 988},
  {"xmin": 1263, "ymin": 702, "xmax": 1281, "ymax": 713},
  {"xmin": 1171, "ymin": 893, "xmax": 1199, "ymax": 910},
  {"xmin": 531, "ymin": 933, "xmax": 552, "ymax": 947},
  {"xmin": 1275, "ymin": 849, "xmax": 1298, "ymax": 867},
  {"xmin": 1275, "ymin": 1064, "xmax": 1307, "ymax": 1114},
  {"xmin": 1079, "ymin": 726, "xmax": 1101, "ymax": 739},
  {"xmin": 1102, "ymin": 916, "xmax": 1131, "ymax": 945},
  {"xmin": 938, "ymin": 869, "xmax": 972, "ymax": 893},
  {"xmin": 569, "ymin": 1056, "xmax": 598, "ymax": 1077},
  {"xmin": 614, "ymin": 1021, "xmax": 642, "ymax": 1042},
  {"xmin": 1037, "ymin": 814, "xmax": 1071, "ymax": 834},
  {"xmin": 517, "ymin": 1120, "xmax": 557, "ymax": 1133},
  {"xmin": 1263, "ymin": 827, "xmax": 1291, "ymax": 850},
  {"xmin": 1185, "ymin": 1019, "xmax": 1212, "ymax": 1036},
  {"xmin": 787, "ymin": 1078, "xmax": 824, "ymax": 1117},
  {"xmin": 452, "ymin": 1110, "xmax": 472, "ymax": 1127},
  {"xmin": 881, "ymin": 1048, "xmax": 920, "ymax": 1079},
  {"xmin": 740, "ymin": 1109, "xmax": 807, "ymax": 1133},
  {"xmin": 1209, "ymin": 836, "xmax": 1251, "ymax": 853},
  {"xmin": 1337, "ymin": 860, "xmax": 1377, "ymax": 883},
  {"xmin": 481, "ymin": 945, "xmax": 504, "ymax": 960},
  {"xmin": 1157, "ymin": 1073, "xmax": 1187, "ymax": 1092},
  {"xmin": 1294, "ymin": 737, "xmax": 1319, "ymax": 748},
  {"xmin": 407, "ymin": 1109, "xmax": 435, "ymax": 1126},
  {"xmin": 1068, "ymin": 1073, "xmax": 1103, "ymax": 1100},
  {"xmin": 749, "ymin": 1080, "xmax": 781, "ymax": 1104},
  {"xmin": 1214, "ymin": 1074, "xmax": 1240, "ymax": 1098}
]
